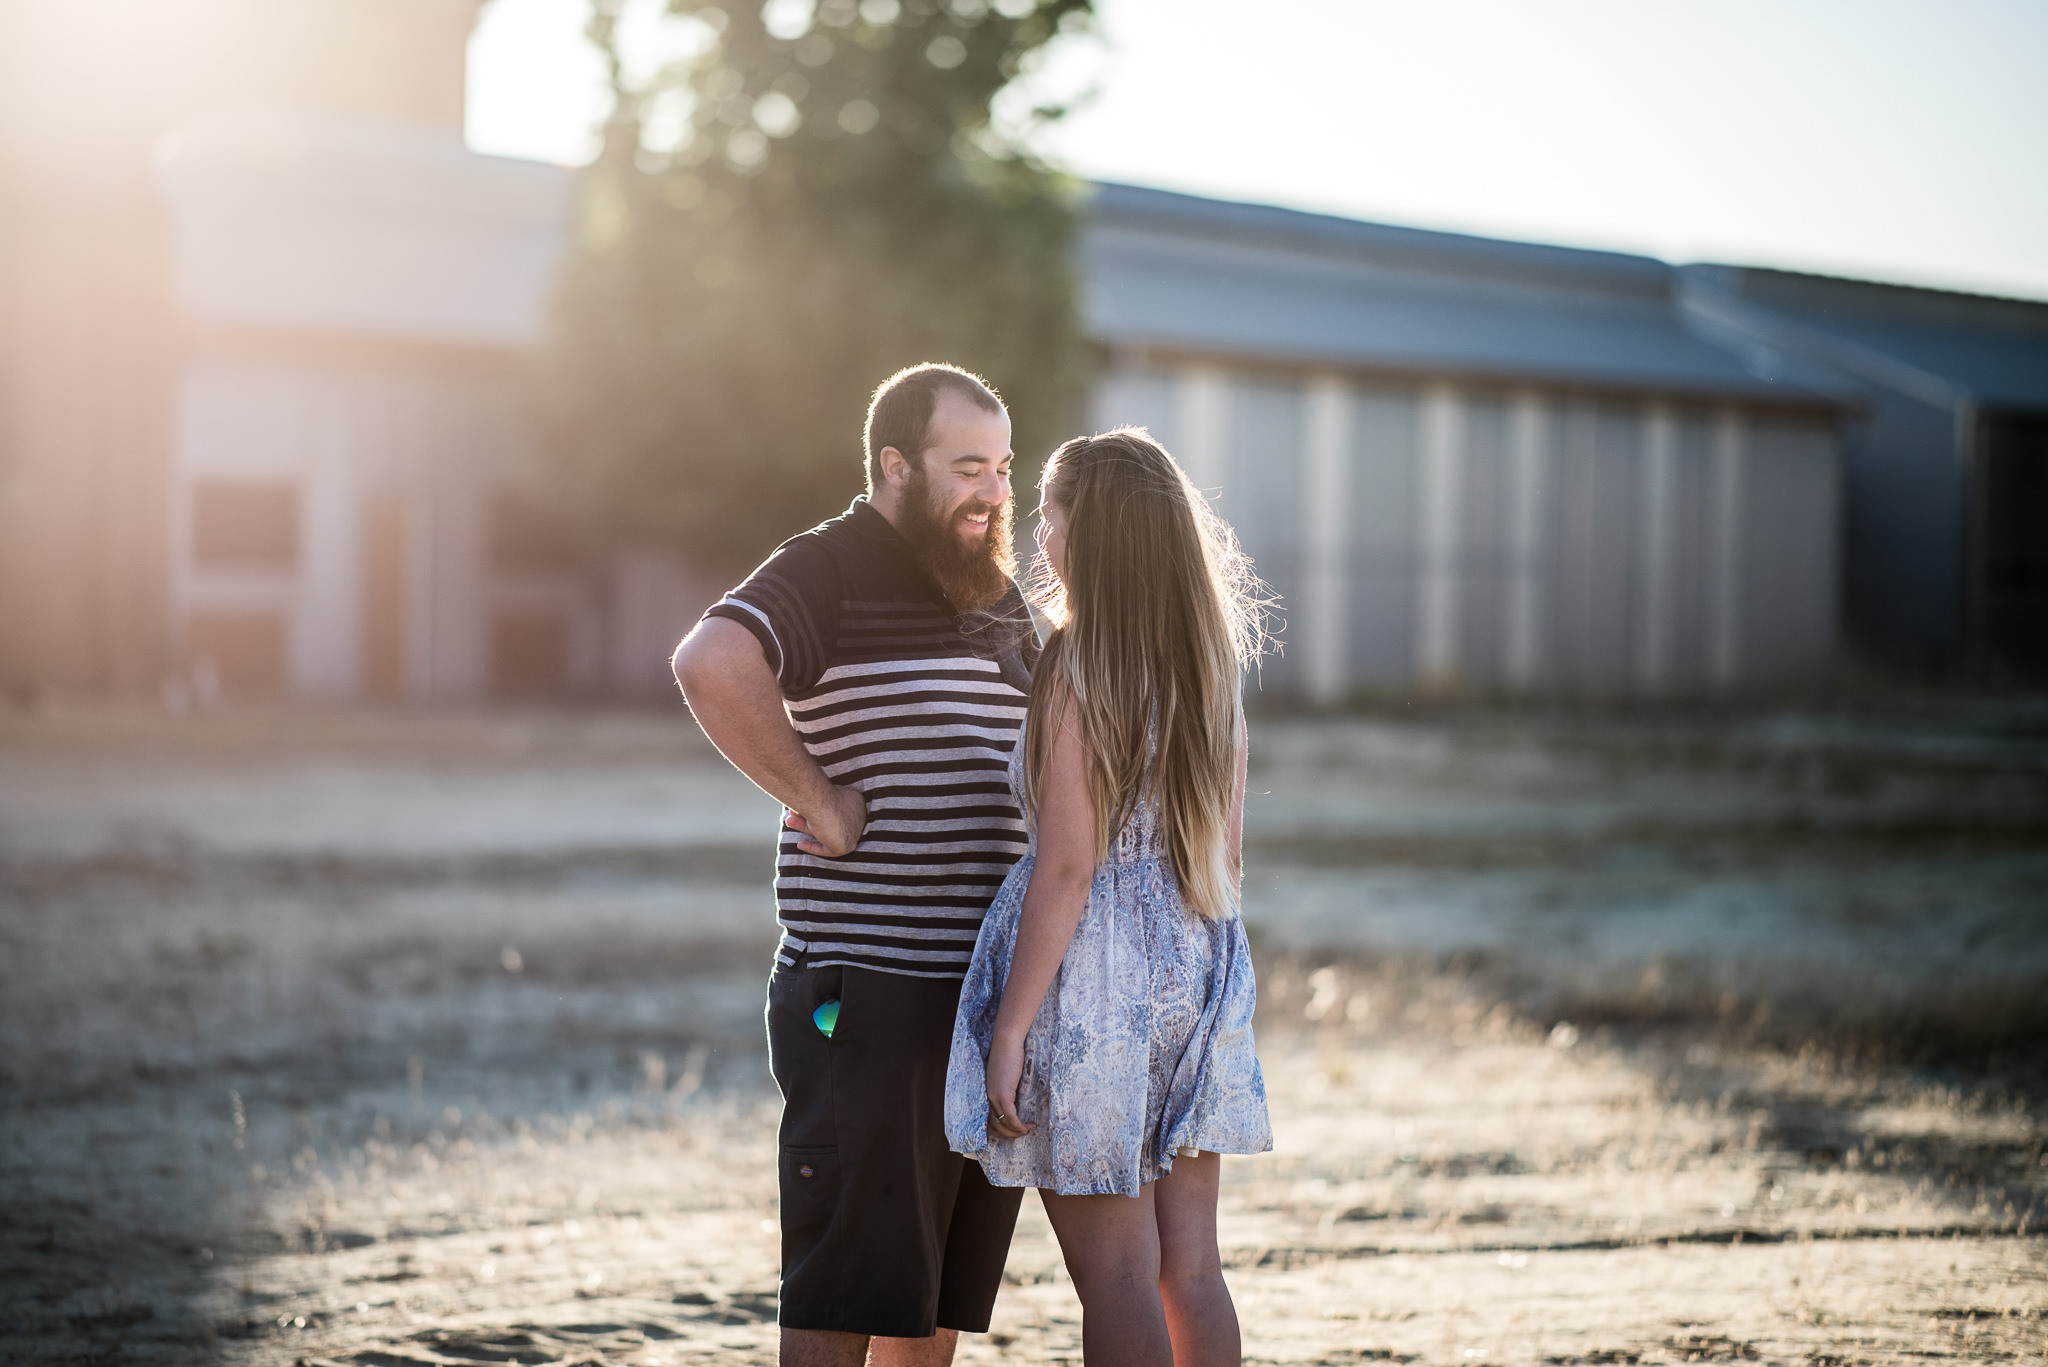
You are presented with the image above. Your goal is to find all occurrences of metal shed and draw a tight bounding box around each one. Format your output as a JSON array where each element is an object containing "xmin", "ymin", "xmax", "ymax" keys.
[
  {"xmin": 1680, "ymin": 266, "xmax": 2048, "ymax": 681},
  {"xmin": 1079, "ymin": 184, "xmax": 1848, "ymax": 701}
]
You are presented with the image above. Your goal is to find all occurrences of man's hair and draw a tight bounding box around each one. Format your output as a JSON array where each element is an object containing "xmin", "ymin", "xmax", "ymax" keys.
[{"xmin": 864, "ymin": 363, "xmax": 1006, "ymax": 490}]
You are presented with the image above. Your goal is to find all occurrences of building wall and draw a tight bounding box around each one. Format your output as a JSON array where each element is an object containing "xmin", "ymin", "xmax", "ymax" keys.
[
  {"xmin": 1095, "ymin": 360, "xmax": 1838, "ymax": 699},
  {"xmin": 1677, "ymin": 263, "xmax": 2048, "ymax": 680},
  {"xmin": 171, "ymin": 342, "xmax": 602, "ymax": 702},
  {"xmin": 0, "ymin": 0, "xmax": 478, "ymax": 183},
  {"xmin": 0, "ymin": 0, "xmax": 487, "ymax": 700},
  {"xmin": 0, "ymin": 207, "xmax": 177, "ymax": 696}
]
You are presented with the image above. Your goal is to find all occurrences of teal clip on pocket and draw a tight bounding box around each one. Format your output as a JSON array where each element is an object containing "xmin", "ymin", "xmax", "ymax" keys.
[{"xmin": 812, "ymin": 999, "xmax": 840, "ymax": 1039}]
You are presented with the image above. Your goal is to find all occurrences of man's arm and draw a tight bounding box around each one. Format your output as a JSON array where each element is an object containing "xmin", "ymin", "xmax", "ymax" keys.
[{"xmin": 672, "ymin": 617, "xmax": 865, "ymax": 857}]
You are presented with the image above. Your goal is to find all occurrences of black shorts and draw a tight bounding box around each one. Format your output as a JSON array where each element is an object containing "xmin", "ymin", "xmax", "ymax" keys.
[{"xmin": 766, "ymin": 957, "xmax": 1024, "ymax": 1338}]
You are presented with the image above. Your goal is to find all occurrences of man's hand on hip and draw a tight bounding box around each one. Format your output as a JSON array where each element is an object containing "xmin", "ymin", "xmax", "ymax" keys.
[
  {"xmin": 784, "ymin": 783, "xmax": 867, "ymax": 858},
  {"xmin": 673, "ymin": 618, "xmax": 859, "ymax": 846}
]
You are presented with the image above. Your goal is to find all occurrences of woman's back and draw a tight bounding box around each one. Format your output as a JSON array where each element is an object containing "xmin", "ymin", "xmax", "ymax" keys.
[
  {"xmin": 944, "ymin": 426, "xmax": 1269, "ymax": 1365},
  {"xmin": 1011, "ymin": 720, "xmax": 1171, "ymax": 867}
]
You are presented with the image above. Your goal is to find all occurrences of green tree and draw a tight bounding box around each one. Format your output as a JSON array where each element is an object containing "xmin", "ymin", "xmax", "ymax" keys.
[{"xmin": 544, "ymin": 0, "xmax": 1094, "ymax": 573}]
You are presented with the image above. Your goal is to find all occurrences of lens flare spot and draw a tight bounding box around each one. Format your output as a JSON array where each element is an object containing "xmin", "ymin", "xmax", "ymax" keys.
[{"xmin": 838, "ymin": 100, "xmax": 880, "ymax": 135}]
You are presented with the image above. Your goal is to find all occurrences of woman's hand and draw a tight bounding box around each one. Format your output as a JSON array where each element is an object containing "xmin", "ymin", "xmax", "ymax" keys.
[{"xmin": 984, "ymin": 1034, "xmax": 1035, "ymax": 1141}]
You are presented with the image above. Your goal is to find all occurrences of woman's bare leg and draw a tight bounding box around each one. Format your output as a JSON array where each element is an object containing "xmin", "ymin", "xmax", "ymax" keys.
[
  {"xmin": 1039, "ymin": 1186, "xmax": 1174, "ymax": 1367},
  {"xmin": 1153, "ymin": 1152, "xmax": 1240, "ymax": 1367}
]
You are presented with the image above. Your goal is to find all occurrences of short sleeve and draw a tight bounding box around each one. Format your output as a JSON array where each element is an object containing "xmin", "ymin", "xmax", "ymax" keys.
[{"xmin": 702, "ymin": 534, "xmax": 841, "ymax": 694}]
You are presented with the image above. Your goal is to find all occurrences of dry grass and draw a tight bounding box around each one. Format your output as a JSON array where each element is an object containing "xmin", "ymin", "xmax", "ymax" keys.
[{"xmin": 1, "ymin": 701, "xmax": 2043, "ymax": 1365}]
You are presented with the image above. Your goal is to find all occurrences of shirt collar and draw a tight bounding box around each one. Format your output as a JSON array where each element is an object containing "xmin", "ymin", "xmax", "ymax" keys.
[
  {"xmin": 845, "ymin": 495, "xmax": 897, "ymax": 543},
  {"xmin": 849, "ymin": 494, "xmax": 937, "ymax": 564}
]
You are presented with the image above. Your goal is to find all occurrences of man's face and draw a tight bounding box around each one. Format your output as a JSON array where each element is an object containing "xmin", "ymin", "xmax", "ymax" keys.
[
  {"xmin": 892, "ymin": 389, "xmax": 1016, "ymax": 612},
  {"xmin": 914, "ymin": 389, "xmax": 1013, "ymax": 547}
]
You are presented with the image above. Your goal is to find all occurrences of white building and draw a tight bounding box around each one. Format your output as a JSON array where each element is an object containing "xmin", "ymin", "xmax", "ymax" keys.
[
  {"xmin": 1, "ymin": 1, "xmax": 721, "ymax": 703},
  {"xmin": 158, "ymin": 114, "xmax": 581, "ymax": 699}
]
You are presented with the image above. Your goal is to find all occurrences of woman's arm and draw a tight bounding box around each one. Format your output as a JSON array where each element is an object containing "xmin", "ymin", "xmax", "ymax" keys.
[
  {"xmin": 984, "ymin": 690, "xmax": 1096, "ymax": 1140},
  {"xmin": 1227, "ymin": 700, "xmax": 1248, "ymax": 895}
]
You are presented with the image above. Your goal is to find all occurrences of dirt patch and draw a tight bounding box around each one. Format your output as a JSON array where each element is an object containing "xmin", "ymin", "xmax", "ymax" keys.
[{"xmin": 2, "ymin": 704, "xmax": 2043, "ymax": 1365}]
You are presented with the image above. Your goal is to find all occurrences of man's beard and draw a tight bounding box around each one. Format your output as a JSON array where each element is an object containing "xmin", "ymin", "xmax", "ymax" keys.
[{"xmin": 897, "ymin": 465, "xmax": 1016, "ymax": 613}]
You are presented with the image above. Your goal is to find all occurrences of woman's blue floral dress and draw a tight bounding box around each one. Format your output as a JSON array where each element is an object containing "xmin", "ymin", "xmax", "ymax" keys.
[{"xmin": 944, "ymin": 729, "xmax": 1272, "ymax": 1196}]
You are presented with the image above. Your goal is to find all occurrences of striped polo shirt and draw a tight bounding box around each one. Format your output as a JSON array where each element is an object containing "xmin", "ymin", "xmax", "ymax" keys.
[{"xmin": 704, "ymin": 498, "xmax": 1038, "ymax": 979}]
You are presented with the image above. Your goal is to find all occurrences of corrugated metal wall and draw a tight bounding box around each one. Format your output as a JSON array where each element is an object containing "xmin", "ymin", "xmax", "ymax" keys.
[
  {"xmin": 1222, "ymin": 379, "xmax": 1307, "ymax": 694},
  {"xmin": 1348, "ymin": 384, "xmax": 1419, "ymax": 687},
  {"xmin": 1092, "ymin": 364, "xmax": 1838, "ymax": 698}
]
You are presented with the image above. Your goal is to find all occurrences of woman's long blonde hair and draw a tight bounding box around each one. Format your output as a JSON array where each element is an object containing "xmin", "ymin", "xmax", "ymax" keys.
[{"xmin": 1023, "ymin": 428, "xmax": 1268, "ymax": 920}]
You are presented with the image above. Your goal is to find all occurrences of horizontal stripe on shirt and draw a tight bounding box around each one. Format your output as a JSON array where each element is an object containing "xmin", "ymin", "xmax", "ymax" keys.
[{"xmin": 704, "ymin": 500, "xmax": 1038, "ymax": 978}]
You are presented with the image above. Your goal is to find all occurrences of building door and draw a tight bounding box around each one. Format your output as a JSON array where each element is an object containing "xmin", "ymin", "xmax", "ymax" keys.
[
  {"xmin": 361, "ymin": 494, "xmax": 407, "ymax": 699},
  {"xmin": 1982, "ymin": 414, "xmax": 2048, "ymax": 679},
  {"xmin": 186, "ymin": 478, "xmax": 297, "ymax": 699}
]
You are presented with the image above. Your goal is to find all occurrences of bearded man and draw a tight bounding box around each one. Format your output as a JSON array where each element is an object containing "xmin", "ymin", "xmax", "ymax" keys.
[{"xmin": 672, "ymin": 363, "xmax": 1037, "ymax": 1367}]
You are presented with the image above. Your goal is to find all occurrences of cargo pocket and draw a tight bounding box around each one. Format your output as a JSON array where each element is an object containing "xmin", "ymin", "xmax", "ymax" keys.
[{"xmin": 778, "ymin": 1144, "xmax": 841, "ymax": 1244}]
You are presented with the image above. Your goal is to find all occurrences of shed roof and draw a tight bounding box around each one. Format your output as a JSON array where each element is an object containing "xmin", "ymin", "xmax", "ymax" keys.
[
  {"xmin": 1683, "ymin": 266, "xmax": 2048, "ymax": 412},
  {"xmin": 1081, "ymin": 183, "xmax": 1839, "ymax": 406}
]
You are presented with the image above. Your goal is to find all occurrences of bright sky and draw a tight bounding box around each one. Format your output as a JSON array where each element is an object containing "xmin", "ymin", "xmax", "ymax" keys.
[{"xmin": 467, "ymin": 0, "xmax": 2048, "ymax": 301}]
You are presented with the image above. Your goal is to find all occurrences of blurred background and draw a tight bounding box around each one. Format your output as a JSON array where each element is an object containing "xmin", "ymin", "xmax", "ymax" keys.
[
  {"xmin": 1, "ymin": 3, "xmax": 2045, "ymax": 1364},
  {"xmin": 2, "ymin": 0, "xmax": 2045, "ymax": 704}
]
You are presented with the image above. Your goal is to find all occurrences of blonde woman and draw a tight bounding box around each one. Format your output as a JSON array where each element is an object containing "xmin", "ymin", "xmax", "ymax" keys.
[{"xmin": 945, "ymin": 429, "xmax": 1272, "ymax": 1367}]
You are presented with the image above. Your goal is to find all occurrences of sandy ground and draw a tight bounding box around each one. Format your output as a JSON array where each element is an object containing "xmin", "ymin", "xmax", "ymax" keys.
[{"xmin": 2, "ymin": 702, "xmax": 2045, "ymax": 1366}]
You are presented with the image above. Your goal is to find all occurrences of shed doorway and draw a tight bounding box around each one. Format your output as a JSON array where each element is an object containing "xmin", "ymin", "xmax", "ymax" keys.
[{"xmin": 1981, "ymin": 414, "xmax": 2048, "ymax": 679}]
